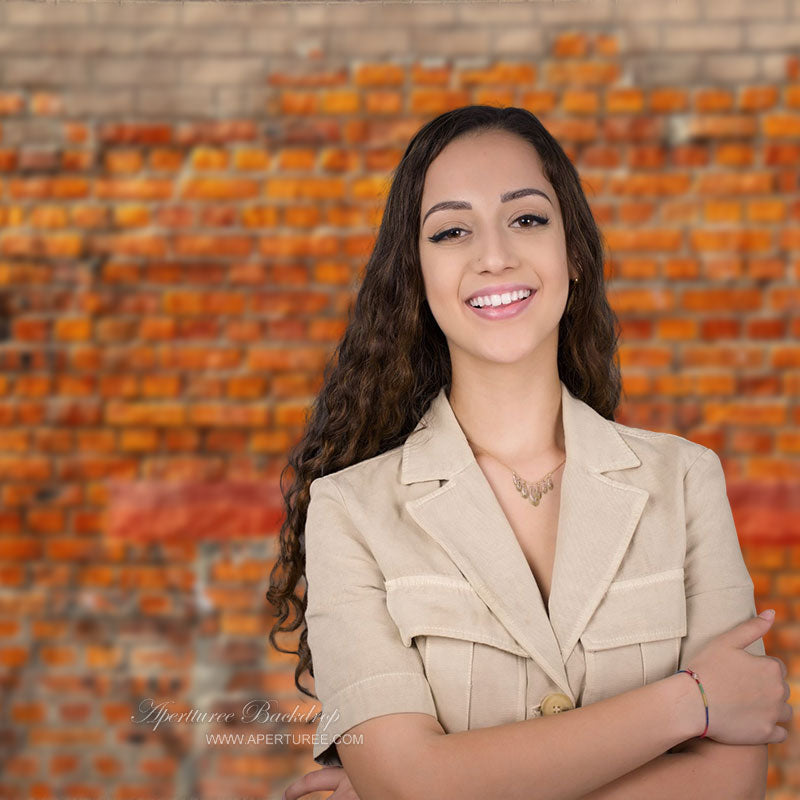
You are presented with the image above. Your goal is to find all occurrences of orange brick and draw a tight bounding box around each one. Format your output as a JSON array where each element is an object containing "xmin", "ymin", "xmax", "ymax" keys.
[
  {"xmin": 278, "ymin": 148, "xmax": 316, "ymax": 170},
  {"xmin": 364, "ymin": 91, "xmax": 402, "ymax": 115},
  {"xmin": 562, "ymin": 90, "xmax": 598, "ymax": 115},
  {"xmin": 180, "ymin": 178, "xmax": 259, "ymax": 200},
  {"xmin": 234, "ymin": 148, "xmax": 271, "ymax": 170},
  {"xmin": 411, "ymin": 63, "xmax": 450, "ymax": 85},
  {"xmin": 12, "ymin": 703, "xmax": 44, "ymax": 723},
  {"xmin": 251, "ymin": 429, "xmax": 293, "ymax": 454},
  {"xmin": 28, "ymin": 509, "xmax": 64, "ymax": 535},
  {"xmin": 0, "ymin": 93, "xmax": 25, "ymax": 113},
  {"xmin": 113, "ymin": 205, "xmax": 149, "ymax": 227},
  {"xmin": 546, "ymin": 61, "xmax": 620, "ymax": 85},
  {"xmin": 606, "ymin": 88, "xmax": 644, "ymax": 113},
  {"xmin": 50, "ymin": 754, "xmax": 79, "ymax": 775},
  {"xmin": 409, "ymin": 89, "xmax": 470, "ymax": 114},
  {"xmin": 0, "ymin": 646, "xmax": 27, "ymax": 667},
  {"xmin": 139, "ymin": 594, "xmax": 171, "ymax": 614},
  {"xmin": 220, "ymin": 614, "xmax": 265, "ymax": 636},
  {"xmin": 474, "ymin": 89, "xmax": 515, "ymax": 107},
  {"xmin": 265, "ymin": 177, "xmax": 344, "ymax": 200},
  {"xmin": 459, "ymin": 63, "xmax": 536, "ymax": 84},
  {"xmin": 746, "ymin": 199, "xmax": 786, "ymax": 223},
  {"xmin": 690, "ymin": 229, "xmax": 772, "ymax": 252},
  {"xmin": 53, "ymin": 317, "xmax": 91, "ymax": 341},
  {"xmin": 0, "ymin": 538, "xmax": 42, "ymax": 559},
  {"xmin": 241, "ymin": 205, "xmax": 279, "ymax": 228},
  {"xmin": 29, "ymin": 205, "xmax": 68, "ymax": 228},
  {"xmin": 149, "ymin": 148, "xmax": 183, "ymax": 170},
  {"xmin": 704, "ymin": 200, "xmax": 741, "ymax": 223},
  {"xmin": 95, "ymin": 178, "xmax": 172, "ymax": 200},
  {"xmin": 515, "ymin": 89, "xmax": 554, "ymax": 113},
  {"xmin": 594, "ymin": 34, "xmax": 619, "ymax": 56},
  {"xmin": 279, "ymin": 91, "xmax": 318, "ymax": 114},
  {"xmin": 741, "ymin": 86, "xmax": 778, "ymax": 112},
  {"xmin": 119, "ymin": 429, "xmax": 159, "ymax": 452},
  {"xmin": 657, "ymin": 318, "xmax": 698, "ymax": 341},
  {"xmin": 321, "ymin": 90, "xmax": 359, "ymax": 114},
  {"xmin": 715, "ymin": 143, "xmax": 754, "ymax": 167},
  {"xmin": 354, "ymin": 63, "xmax": 405, "ymax": 87},
  {"xmin": 191, "ymin": 147, "xmax": 228, "ymax": 170},
  {"xmin": 284, "ymin": 205, "xmax": 320, "ymax": 227},
  {"xmin": 315, "ymin": 147, "xmax": 360, "ymax": 173},
  {"xmin": 682, "ymin": 288, "xmax": 763, "ymax": 311},
  {"xmin": 104, "ymin": 149, "xmax": 143, "ymax": 173},
  {"xmin": 764, "ymin": 114, "xmax": 800, "ymax": 138},
  {"xmin": 553, "ymin": 33, "xmax": 589, "ymax": 58},
  {"xmin": 695, "ymin": 88, "xmax": 734, "ymax": 112}
]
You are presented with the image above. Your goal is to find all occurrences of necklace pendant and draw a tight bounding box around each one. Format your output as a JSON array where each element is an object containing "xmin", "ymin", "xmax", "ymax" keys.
[{"xmin": 506, "ymin": 461, "xmax": 564, "ymax": 509}]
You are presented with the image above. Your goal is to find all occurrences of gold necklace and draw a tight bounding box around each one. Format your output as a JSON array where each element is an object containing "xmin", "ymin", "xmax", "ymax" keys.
[{"xmin": 468, "ymin": 440, "xmax": 566, "ymax": 508}]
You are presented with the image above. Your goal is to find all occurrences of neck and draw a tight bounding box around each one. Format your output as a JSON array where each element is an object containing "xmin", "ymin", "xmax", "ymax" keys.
[{"xmin": 447, "ymin": 370, "xmax": 566, "ymax": 473}]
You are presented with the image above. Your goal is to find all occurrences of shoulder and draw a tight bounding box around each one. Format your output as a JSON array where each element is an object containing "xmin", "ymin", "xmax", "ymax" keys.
[
  {"xmin": 609, "ymin": 419, "xmax": 710, "ymax": 477},
  {"xmin": 309, "ymin": 442, "xmax": 406, "ymax": 504}
]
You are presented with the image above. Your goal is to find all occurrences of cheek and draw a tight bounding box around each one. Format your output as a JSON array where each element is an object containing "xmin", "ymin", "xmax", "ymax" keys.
[{"xmin": 420, "ymin": 263, "xmax": 457, "ymax": 314}]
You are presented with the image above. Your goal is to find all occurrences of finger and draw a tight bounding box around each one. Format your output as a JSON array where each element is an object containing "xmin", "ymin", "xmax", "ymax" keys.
[
  {"xmin": 728, "ymin": 612, "xmax": 775, "ymax": 650},
  {"xmin": 765, "ymin": 655, "xmax": 787, "ymax": 678},
  {"xmin": 767, "ymin": 725, "xmax": 789, "ymax": 744},
  {"xmin": 283, "ymin": 767, "xmax": 345, "ymax": 800},
  {"xmin": 285, "ymin": 768, "xmax": 343, "ymax": 799}
]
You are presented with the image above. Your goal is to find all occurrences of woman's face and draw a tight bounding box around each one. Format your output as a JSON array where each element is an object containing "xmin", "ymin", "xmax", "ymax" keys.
[{"xmin": 418, "ymin": 129, "xmax": 574, "ymax": 370}]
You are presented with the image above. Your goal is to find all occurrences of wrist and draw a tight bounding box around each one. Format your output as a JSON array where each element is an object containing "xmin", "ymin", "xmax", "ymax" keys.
[{"xmin": 660, "ymin": 671, "xmax": 709, "ymax": 743}]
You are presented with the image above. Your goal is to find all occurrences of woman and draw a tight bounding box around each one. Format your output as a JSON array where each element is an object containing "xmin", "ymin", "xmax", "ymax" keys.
[{"xmin": 269, "ymin": 106, "xmax": 791, "ymax": 800}]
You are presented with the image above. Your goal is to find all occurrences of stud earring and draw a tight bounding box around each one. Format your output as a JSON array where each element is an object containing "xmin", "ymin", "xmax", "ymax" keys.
[{"xmin": 566, "ymin": 275, "xmax": 579, "ymax": 312}]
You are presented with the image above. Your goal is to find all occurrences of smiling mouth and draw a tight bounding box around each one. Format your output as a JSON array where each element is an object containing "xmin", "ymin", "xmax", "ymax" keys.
[{"xmin": 467, "ymin": 288, "xmax": 533, "ymax": 309}]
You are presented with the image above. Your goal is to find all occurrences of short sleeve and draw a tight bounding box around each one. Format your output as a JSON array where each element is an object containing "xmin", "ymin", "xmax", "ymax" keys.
[
  {"xmin": 678, "ymin": 447, "xmax": 765, "ymax": 672},
  {"xmin": 304, "ymin": 476, "xmax": 437, "ymax": 767}
]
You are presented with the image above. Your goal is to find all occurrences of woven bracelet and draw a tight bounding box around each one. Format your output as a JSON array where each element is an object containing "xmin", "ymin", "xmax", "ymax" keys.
[{"xmin": 675, "ymin": 667, "xmax": 709, "ymax": 739}]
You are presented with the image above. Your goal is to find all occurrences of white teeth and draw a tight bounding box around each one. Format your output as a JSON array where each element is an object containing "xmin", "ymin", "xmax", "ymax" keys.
[{"xmin": 468, "ymin": 288, "xmax": 532, "ymax": 308}]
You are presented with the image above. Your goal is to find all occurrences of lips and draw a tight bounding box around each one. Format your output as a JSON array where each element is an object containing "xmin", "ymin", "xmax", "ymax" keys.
[
  {"xmin": 465, "ymin": 283, "xmax": 535, "ymax": 303},
  {"xmin": 466, "ymin": 289, "xmax": 536, "ymax": 320},
  {"xmin": 466, "ymin": 288, "xmax": 532, "ymax": 309}
]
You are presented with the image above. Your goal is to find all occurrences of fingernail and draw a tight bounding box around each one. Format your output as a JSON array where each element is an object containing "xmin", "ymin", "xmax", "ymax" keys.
[{"xmin": 759, "ymin": 609, "xmax": 776, "ymax": 619}]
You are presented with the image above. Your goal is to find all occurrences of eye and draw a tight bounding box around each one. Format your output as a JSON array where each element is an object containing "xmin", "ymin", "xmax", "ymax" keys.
[
  {"xmin": 426, "ymin": 213, "xmax": 549, "ymax": 244},
  {"xmin": 427, "ymin": 227, "xmax": 467, "ymax": 243},
  {"xmin": 512, "ymin": 213, "xmax": 550, "ymax": 228}
]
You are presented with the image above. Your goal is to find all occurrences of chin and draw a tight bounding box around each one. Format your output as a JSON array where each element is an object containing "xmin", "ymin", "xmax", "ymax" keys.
[{"xmin": 476, "ymin": 345, "xmax": 540, "ymax": 365}]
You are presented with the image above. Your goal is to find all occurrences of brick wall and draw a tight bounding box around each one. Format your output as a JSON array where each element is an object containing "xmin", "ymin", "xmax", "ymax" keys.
[{"xmin": 0, "ymin": 1, "xmax": 797, "ymax": 798}]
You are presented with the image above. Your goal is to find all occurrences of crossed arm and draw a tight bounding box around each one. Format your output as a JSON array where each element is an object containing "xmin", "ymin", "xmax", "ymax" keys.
[{"xmin": 579, "ymin": 738, "xmax": 768, "ymax": 800}]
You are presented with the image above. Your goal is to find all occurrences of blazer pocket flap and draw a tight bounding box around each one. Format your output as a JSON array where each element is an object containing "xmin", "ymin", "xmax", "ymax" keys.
[
  {"xmin": 581, "ymin": 568, "xmax": 687, "ymax": 651},
  {"xmin": 385, "ymin": 576, "xmax": 527, "ymax": 657}
]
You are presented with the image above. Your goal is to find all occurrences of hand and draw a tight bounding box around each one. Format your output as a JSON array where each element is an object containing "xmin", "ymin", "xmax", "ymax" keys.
[
  {"xmin": 686, "ymin": 611, "xmax": 792, "ymax": 745},
  {"xmin": 283, "ymin": 766, "xmax": 361, "ymax": 800}
]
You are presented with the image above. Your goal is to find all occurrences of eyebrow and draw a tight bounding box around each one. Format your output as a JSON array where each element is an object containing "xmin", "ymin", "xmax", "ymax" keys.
[{"xmin": 421, "ymin": 187, "xmax": 554, "ymax": 226}]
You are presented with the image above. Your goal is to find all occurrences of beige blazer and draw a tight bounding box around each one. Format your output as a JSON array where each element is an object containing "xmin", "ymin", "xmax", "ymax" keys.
[{"xmin": 304, "ymin": 380, "xmax": 765, "ymax": 767}]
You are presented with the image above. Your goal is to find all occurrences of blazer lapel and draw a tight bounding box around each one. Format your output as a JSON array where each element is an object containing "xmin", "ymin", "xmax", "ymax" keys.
[{"xmin": 401, "ymin": 380, "xmax": 649, "ymax": 700}]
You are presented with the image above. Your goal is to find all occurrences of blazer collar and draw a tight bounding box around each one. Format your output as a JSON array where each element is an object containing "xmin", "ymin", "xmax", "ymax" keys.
[{"xmin": 400, "ymin": 380, "xmax": 649, "ymax": 701}]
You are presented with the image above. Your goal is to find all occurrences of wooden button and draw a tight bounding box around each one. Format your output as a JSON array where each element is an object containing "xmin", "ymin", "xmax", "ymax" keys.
[{"xmin": 540, "ymin": 692, "xmax": 574, "ymax": 715}]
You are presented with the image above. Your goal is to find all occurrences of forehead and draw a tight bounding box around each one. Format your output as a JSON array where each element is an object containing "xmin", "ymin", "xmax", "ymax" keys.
[{"xmin": 421, "ymin": 129, "xmax": 552, "ymax": 200}]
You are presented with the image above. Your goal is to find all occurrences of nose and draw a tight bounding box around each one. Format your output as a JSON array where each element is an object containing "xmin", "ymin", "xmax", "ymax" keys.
[{"xmin": 474, "ymin": 226, "xmax": 521, "ymax": 273}]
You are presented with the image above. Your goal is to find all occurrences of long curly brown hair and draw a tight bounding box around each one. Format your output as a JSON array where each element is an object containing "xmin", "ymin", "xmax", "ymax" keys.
[{"xmin": 266, "ymin": 105, "xmax": 622, "ymax": 699}]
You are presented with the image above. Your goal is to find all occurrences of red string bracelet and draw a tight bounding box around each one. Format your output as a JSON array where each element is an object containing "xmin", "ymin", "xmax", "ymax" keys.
[{"xmin": 675, "ymin": 667, "xmax": 709, "ymax": 739}]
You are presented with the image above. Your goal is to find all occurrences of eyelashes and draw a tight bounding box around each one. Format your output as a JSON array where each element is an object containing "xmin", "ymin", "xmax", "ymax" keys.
[{"xmin": 426, "ymin": 213, "xmax": 550, "ymax": 244}]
